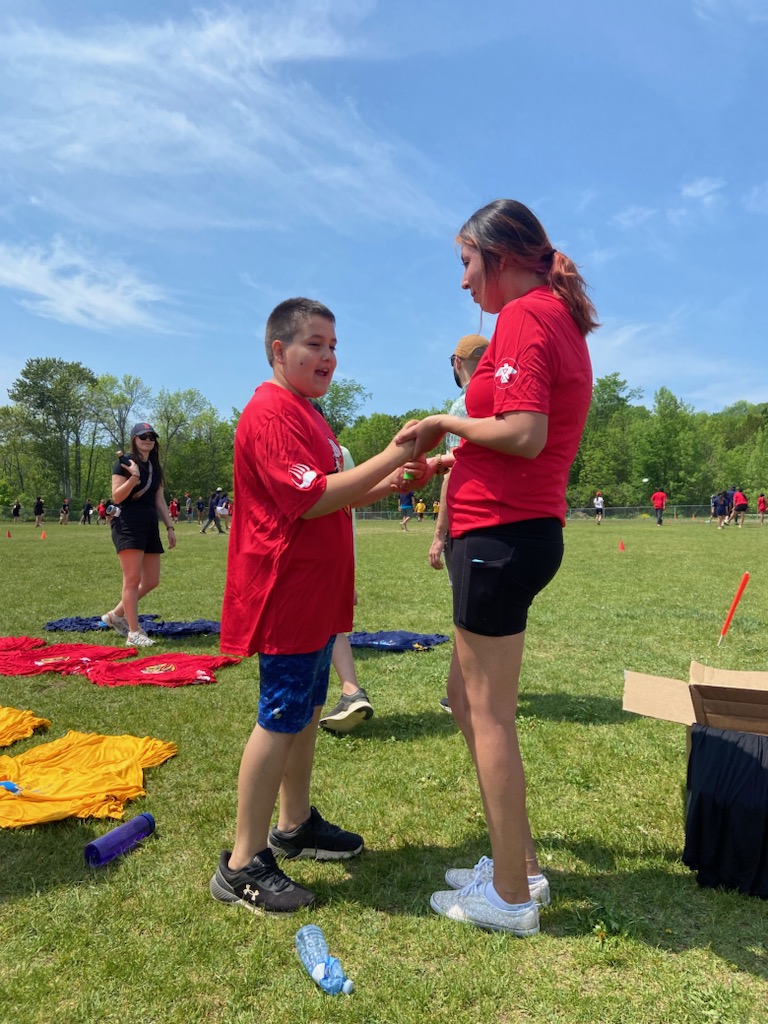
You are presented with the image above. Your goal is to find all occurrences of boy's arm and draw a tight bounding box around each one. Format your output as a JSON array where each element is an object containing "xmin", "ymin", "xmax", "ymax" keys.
[{"xmin": 301, "ymin": 428, "xmax": 417, "ymax": 520}]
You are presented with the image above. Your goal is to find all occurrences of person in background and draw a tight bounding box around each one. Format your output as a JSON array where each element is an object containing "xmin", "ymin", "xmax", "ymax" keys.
[
  {"xmin": 319, "ymin": 443, "xmax": 374, "ymax": 735},
  {"xmin": 651, "ymin": 488, "xmax": 666, "ymax": 525},
  {"xmin": 432, "ymin": 499, "xmax": 440, "ymax": 520},
  {"xmin": 429, "ymin": 333, "xmax": 490, "ymax": 715},
  {"xmin": 101, "ymin": 422, "xmax": 176, "ymax": 648},
  {"xmin": 399, "ymin": 490, "xmax": 414, "ymax": 531},
  {"xmin": 396, "ymin": 198, "xmax": 597, "ymax": 936},
  {"xmin": 758, "ymin": 492, "xmax": 767, "ymax": 526},
  {"xmin": 80, "ymin": 499, "xmax": 94, "ymax": 525},
  {"xmin": 593, "ymin": 491, "xmax": 605, "ymax": 524},
  {"xmin": 169, "ymin": 496, "xmax": 179, "ymax": 524},
  {"xmin": 185, "ymin": 493, "xmax": 193, "ymax": 523},
  {"xmin": 732, "ymin": 487, "xmax": 748, "ymax": 528},
  {"xmin": 196, "ymin": 495, "xmax": 206, "ymax": 526},
  {"xmin": 713, "ymin": 491, "xmax": 729, "ymax": 529},
  {"xmin": 11, "ymin": 500, "xmax": 21, "ymax": 525},
  {"xmin": 201, "ymin": 490, "xmax": 224, "ymax": 534},
  {"xmin": 97, "ymin": 499, "xmax": 108, "ymax": 525},
  {"xmin": 33, "ymin": 496, "xmax": 44, "ymax": 527},
  {"xmin": 216, "ymin": 490, "xmax": 231, "ymax": 531},
  {"xmin": 416, "ymin": 498, "xmax": 426, "ymax": 522},
  {"xmin": 59, "ymin": 498, "xmax": 70, "ymax": 525}
]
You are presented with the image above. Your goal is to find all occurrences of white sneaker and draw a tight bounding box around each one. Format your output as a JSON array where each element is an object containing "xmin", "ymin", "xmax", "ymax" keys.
[
  {"xmin": 430, "ymin": 880, "xmax": 540, "ymax": 936},
  {"xmin": 127, "ymin": 630, "xmax": 154, "ymax": 648},
  {"xmin": 101, "ymin": 611, "xmax": 130, "ymax": 638},
  {"xmin": 444, "ymin": 856, "xmax": 551, "ymax": 907}
]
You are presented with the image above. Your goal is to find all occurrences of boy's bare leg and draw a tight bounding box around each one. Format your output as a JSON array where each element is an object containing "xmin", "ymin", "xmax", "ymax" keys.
[
  {"xmin": 228, "ymin": 723, "xmax": 301, "ymax": 869},
  {"xmin": 276, "ymin": 706, "xmax": 323, "ymax": 831}
]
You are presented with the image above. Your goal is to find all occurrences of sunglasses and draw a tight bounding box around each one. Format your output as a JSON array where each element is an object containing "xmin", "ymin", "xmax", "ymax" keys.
[
  {"xmin": 137, "ymin": 433, "xmax": 157, "ymax": 442},
  {"xmin": 450, "ymin": 355, "xmax": 458, "ymax": 366}
]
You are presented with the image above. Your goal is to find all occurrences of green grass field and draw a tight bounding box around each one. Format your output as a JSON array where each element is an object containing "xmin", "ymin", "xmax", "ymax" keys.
[{"xmin": 2, "ymin": 516, "xmax": 768, "ymax": 1023}]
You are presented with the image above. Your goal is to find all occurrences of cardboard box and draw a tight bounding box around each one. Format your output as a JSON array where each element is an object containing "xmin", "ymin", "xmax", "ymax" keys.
[{"xmin": 623, "ymin": 661, "xmax": 768, "ymax": 736}]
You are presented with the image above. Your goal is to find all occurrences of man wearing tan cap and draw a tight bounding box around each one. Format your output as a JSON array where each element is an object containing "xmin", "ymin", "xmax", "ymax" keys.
[{"xmin": 429, "ymin": 334, "xmax": 489, "ymax": 713}]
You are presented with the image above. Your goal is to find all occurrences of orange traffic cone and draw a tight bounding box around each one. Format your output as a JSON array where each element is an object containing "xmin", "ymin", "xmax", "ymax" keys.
[
  {"xmin": 5, "ymin": 530, "xmax": 10, "ymax": 538},
  {"xmin": 619, "ymin": 539, "xmax": 626, "ymax": 552},
  {"xmin": 40, "ymin": 530, "xmax": 47, "ymax": 539}
]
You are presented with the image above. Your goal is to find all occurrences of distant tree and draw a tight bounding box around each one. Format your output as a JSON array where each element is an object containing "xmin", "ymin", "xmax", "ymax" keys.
[
  {"xmin": 8, "ymin": 358, "xmax": 98, "ymax": 498},
  {"xmin": 91, "ymin": 374, "xmax": 152, "ymax": 450},
  {"xmin": 150, "ymin": 388, "xmax": 214, "ymax": 461},
  {"xmin": 321, "ymin": 378, "xmax": 371, "ymax": 436}
]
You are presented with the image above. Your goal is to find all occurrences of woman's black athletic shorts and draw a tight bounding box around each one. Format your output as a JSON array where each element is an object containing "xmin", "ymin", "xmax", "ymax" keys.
[
  {"xmin": 449, "ymin": 518, "xmax": 563, "ymax": 636},
  {"xmin": 111, "ymin": 508, "xmax": 164, "ymax": 555}
]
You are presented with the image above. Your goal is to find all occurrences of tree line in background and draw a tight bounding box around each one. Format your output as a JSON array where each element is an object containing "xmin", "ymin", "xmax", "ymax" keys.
[{"xmin": 2, "ymin": 360, "xmax": 767, "ymax": 517}]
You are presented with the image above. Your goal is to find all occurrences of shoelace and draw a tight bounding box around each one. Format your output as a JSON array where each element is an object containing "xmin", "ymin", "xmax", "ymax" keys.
[
  {"xmin": 253, "ymin": 861, "xmax": 292, "ymax": 892},
  {"xmin": 458, "ymin": 878, "xmax": 488, "ymax": 898},
  {"xmin": 471, "ymin": 855, "xmax": 494, "ymax": 879}
]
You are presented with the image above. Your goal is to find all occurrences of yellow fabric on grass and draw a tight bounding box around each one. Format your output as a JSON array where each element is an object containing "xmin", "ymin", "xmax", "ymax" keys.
[
  {"xmin": 0, "ymin": 730, "xmax": 177, "ymax": 827},
  {"xmin": 0, "ymin": 706, "xmax": 51, "ymax": 748}
]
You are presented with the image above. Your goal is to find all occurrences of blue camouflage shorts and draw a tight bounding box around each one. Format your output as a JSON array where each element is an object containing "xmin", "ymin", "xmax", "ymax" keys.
[{"xmin": 257, "ymin": 637, "xmax": 335, "ymax": 734}]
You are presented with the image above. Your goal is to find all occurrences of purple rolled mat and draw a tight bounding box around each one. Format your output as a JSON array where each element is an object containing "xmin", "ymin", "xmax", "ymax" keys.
[{"xmin": 84, "ymin": 813, "xmax": 156, "ymax": 867}]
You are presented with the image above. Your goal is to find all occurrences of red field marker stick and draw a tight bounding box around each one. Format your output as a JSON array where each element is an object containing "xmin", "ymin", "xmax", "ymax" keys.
[{"xmin": 718, "ymin": 571, "xmax": 750, "ymax": 646}]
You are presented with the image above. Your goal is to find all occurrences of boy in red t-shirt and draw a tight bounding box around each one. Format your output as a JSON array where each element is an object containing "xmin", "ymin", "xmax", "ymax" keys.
[{"xmin": 210, "ymin": 297, "xmax": 416, "ymax": 914}]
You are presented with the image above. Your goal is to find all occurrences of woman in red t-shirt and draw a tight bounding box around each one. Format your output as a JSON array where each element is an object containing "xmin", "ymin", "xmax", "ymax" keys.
[{"xmin": 399, "ymin": 200, "xmax": 598, "ymax": 936}]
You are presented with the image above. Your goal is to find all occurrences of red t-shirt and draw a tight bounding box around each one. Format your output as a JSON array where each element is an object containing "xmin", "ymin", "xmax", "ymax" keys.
[
  {"xmin": 447, "ymin": 287, "xmax": 592, "ymax": 535},
  {"xmin": 651, "ymin": 491, "xmax": 666, "ymax": 509},
  {"xmin": 85, "ymin": 653, "xmax": 241, "ymax": 687},
  {"xmin": 220, "ymin": 381, "xmax": 354, "ymax": 656}
]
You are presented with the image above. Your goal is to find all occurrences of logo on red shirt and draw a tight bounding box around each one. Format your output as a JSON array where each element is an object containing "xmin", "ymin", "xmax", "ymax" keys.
[
  {"xmin": 494, "ymin": 359, "xmax": 519, "ymax": 389},
  {"xmin": 289, "ymin": 463, "xmax": 318, "ymax": 489}
]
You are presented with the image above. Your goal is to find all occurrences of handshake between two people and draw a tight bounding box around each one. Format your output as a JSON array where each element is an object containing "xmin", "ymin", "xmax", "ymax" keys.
[{"xmin": 389, "ymin": 415, "xmax": 453, "ymax": 493}]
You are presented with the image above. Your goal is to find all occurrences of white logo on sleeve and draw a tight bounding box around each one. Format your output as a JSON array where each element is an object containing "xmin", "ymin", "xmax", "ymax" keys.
[
  {"xmin": 289, "ymin": 464, "xmax": 318, "ymax": 489},
  {"xmin": 494, "ymin": 359, "xmax": 519, "ymax": 389}
]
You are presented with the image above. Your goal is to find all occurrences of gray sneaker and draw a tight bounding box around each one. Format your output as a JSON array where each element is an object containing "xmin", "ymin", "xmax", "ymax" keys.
[
  {"xmin": 320, "ymin": 688, "xmax": 374, "ymax": 734},
  {"xmin": 444, "ymin": 855, "xmax": 551, "ymax": 907},
  {"xmin": 430, "ymin": 880, "xmax": 540, "ymax": 936}
]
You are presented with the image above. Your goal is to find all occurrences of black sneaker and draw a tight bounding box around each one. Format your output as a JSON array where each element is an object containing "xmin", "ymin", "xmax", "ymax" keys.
[
  {"xmin": 268, "ymin": 806, "xmax": 364, "ymax": 861},
  {"xmin": 209, "ymin": 848, "xmax": 315, "ymax": 913},
  {"xmin": 439, "ymin": 696, "xmax": 452, "ymax": 714},
  {"xmin": 319, "ymin": 688, "xmax": 374, "ymax": 734}
]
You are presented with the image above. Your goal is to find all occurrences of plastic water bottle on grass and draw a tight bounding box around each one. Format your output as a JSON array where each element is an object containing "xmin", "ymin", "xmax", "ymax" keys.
[{"xmin": 295, "ymin": 924, "xmax": 354, "ymax": 995}]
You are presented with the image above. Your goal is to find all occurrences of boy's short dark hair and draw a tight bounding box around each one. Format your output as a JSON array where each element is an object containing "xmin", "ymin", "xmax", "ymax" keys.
[{"xmin": 265, "ymin": 297, "xmax": 336, "ymax": 366}]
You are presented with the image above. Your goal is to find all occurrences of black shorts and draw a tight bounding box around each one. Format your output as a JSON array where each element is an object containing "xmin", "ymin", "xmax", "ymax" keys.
[
  {"xmin": 734, "ymin": 503, "xmax": 748, "ymax": 513},
  {"xmin": 449, "ymin": 519, "xmax": 563, "ymax": 636},
  {"xmin": 111, "ymin": 510, "xmax": 164, "ymax": 555}
]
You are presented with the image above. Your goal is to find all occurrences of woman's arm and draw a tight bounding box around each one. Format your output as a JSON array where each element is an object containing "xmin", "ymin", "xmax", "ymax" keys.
[
  {"xmin": 397, "ymin": 411, "xmax": 548, "ymax": 460},
  {"xmin": 111, "ymin": 470, "xmax": 140, "ymax": 504}
]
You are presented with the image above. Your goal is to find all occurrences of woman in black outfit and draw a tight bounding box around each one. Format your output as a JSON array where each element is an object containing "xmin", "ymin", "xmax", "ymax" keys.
[{"xmin": 101, "ymin": 422, "xmax": 176, "ymax": 647}]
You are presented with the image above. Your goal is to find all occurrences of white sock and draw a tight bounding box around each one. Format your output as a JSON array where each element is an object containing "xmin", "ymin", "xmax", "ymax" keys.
[
  {"xmin": 528, "ymin": 873, "xmax": 545, "ymax": 884},
  {"xmin": 483, "ymin": 882, "xmax": 534, "ymax": 913}
]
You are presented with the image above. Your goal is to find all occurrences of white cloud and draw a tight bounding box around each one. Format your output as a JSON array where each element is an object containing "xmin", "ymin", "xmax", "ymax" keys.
[
  {"xmin": 611, "ymin": 206, "xmax": 656, "ymax": 229},
  {"xmin": 680, "ymin": 177, "xmax": 726, "ymax": 206},
  {"xmin": 0, "ymin": 237, "xmax": 166, "ymax": 330},
  {"xmin": 0, "ymin": 5, "xmax": 451, "ymax": 235}
]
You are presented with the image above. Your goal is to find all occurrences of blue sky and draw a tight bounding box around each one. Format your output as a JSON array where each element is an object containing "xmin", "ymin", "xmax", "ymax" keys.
[{"xmin": 1, "ymin": 0, "xmax": 766, "ymax": 420}]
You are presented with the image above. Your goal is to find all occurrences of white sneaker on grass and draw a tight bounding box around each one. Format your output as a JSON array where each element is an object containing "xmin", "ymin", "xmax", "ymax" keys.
[
  {"xmin": 444, "ymin": 855, "xmax": 551, "ymax": 907},
  {"xmin": 101, "ymin": 611, "xmax": 130, "ymax": 638},
  {"xmin": 430, "ymin": 879, "xmax": 540, "ymax": 936},
  {"xmin": 126, "ymin": 630, "xmax": 154, "ymax": 648}
]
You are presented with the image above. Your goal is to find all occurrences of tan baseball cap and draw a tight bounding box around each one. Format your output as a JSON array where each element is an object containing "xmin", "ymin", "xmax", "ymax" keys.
[{"xmin": 453, "ymin": 334, "xmax": 489, "ymax": 360}]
